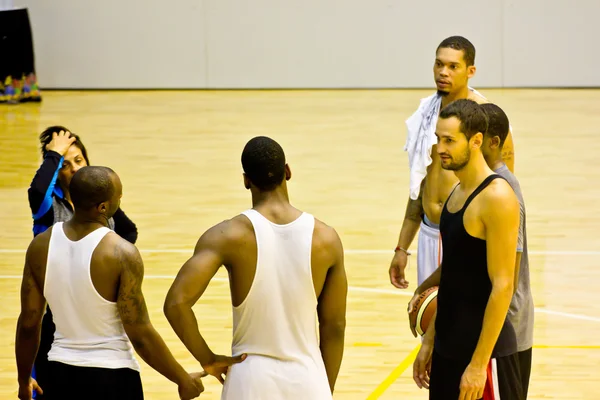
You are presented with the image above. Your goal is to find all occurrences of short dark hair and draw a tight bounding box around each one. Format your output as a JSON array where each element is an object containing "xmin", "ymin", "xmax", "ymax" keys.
[
  {"xmin": 480, "ymin": 103, "xmax": 510, "ymax": 147},
  {"xmin": 39, "ymin": 126, "xmax": 90, "ymax": 164},
  {"xmin": 241, "ymin": 136, "xmax": 286, "ymax": 191},
  {"xmin": 70, "ymin": 166, "xmax": 116, "ymax": 210},
  {"xmin": 439, "ymin": 99, "xmax": 488, "ymax": 140},
  {"xmin": 437, "ymin": 36, "xmax": 476, "ymax": 66}
]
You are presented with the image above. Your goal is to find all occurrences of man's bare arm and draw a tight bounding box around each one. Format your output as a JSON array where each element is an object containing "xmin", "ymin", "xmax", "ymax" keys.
[
  {"xmin": 164, "ymin": 221, "xmax": 246, "ymax": 385},
  {"xmin": 164, "ymin": 223, "xmax": 228, "ymax": 367},
  {"xmin": 389, "ymin": 181, "xmax": 424, "ymax": 288},
  {"xmin": 470, "ymin": 184, "xmax": 519, "ymax": 368},
  {"xmin": 413, "ymin": 310, "xmax": 436, "ymax": 389},
  {"xmin": 423, "ymin": 311, "xmax": 437, "ymax": 343},
  {"xmin": 15, "ymin": 238, "xmax": 47, "ymax": 386},
  {"xmin": 399, "ymin": 180, "xmax": 425, "ymax": 244},
  {"xmin": 513, "ymin": 199, "xmax": 525, "ymax": 294},
  {"xmin": 415, "ymin": 265, "xmax": 441, "ymax": 296},
  {"xmin": 115, "ymin": 242, "xmax": 191, "ymax": 387},
  {"xmin": 317, "ymin": 227, "xmax": 348, "ymax": 393}
]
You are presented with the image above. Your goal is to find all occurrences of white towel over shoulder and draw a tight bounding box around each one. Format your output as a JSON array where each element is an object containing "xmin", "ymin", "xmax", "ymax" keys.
[{"xmin": 403, "ymin": 88, "xmax": 486, "ymax": 200}]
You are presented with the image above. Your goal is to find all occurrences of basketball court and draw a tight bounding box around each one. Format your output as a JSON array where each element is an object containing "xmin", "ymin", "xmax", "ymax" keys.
[{"xmin": 1, "ymin": 89, "xmax": 599, "ymax": 399}]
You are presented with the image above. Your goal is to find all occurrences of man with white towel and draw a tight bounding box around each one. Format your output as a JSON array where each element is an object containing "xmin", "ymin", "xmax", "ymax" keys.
[{"xmin": 388, "ymin": 36, "xmax": 516, "ymax": 291}]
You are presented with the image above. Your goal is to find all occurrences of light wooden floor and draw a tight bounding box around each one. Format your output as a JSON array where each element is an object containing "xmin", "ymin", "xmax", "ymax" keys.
[{"xmin": 1, "ymin": 89, "xmax": 599, "ymax": 399}]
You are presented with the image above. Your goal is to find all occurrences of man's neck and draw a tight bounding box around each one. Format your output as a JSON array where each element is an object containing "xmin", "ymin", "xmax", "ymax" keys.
[
  {"xmin": 251, "ymin": 188, "xmax": 291, "ymax": 209},
  {"xmin": 69, "ymin": 213, "xmax": 109, "ymax": 231},
  {"xmin": 250, "ymin": 187, "xmax": 302, "ymax": 224},
  {"xmin": 454, "ymin": 152, "xmax": 493, "ymax": 192},
  {"xmin": 441, "ymin": 86, "xmax": 470, "ymax": 108},
  {"xmin": 62, "ymin": 215, "xmax": 108, "ymax": 241},
  {"xmin": 489, "ymin": 157, "xmax": 506, "ymax": 172}
]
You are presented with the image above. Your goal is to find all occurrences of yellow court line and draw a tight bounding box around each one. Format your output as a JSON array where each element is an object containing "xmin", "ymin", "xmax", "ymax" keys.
[
  {"xmin": 366, "ymin": 344, "xmax": 421, "ymax": 400},
  {"xmin": 365, "ymin": 343, "xmax": 599, "ymax": 400},
  {"xmin": 533, "ymin": 344, "xmax": 600, "ymax": 350}
]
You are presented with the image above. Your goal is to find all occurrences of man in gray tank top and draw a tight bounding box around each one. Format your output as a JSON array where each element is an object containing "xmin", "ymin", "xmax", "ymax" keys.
[{"xmin": 480, "ymin": 103, "xmax": 534, "ymax": 398}]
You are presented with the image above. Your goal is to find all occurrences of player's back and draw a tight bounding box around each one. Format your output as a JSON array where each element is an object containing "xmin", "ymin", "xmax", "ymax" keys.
[
  {"xmin": 44, "ymin": 222, "xmax": 139, "ymax": 371},
  {"xmin": 222, "ymin": 208, "xmax": 332, "ymax": 400}
]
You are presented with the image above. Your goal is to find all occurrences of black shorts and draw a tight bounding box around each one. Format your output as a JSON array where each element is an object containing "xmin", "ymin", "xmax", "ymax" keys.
[
  {"xmin": 518, "ymin": 348, "xmax": 532, "ymax": 399},
  {"xmin": 429, "ymin": 349, "xmax": 524, "ymax": 400},
  {"xmin": 45, "ymin": 361, "xmax": 143, "ymax": 400}
]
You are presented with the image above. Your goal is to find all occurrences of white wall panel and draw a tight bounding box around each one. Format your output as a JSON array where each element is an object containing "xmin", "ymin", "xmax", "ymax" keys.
[
  {"xmin": 503, "ymin": 0, "xmax": 600, "ymax": 87},
  {"xmin": 19, "ymin": 0, "xmax": 208, "ymax": 88},
  {"xmin": 204, "ymin": 0, "xmax": 503, "ymax": 88},
  {"xmin": 12, "ymin": 0, "xmax": 599, "ymax": 88}
]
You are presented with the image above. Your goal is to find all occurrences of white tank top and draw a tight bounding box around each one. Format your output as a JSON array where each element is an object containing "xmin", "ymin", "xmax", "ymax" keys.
[
  {"xmin": 44, "ymin": 222, "xmax": 140, "ymax": 371},
  {"xmin": 232, "ymin": 210, "xmax": 324, "ymax": 365}
]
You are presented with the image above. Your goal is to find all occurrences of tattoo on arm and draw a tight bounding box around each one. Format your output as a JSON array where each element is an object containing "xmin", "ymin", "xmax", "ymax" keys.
[
  {"xmin": 502, "ymin": 133, "xmax": 515, "ymax": 172},
  {"xmin": 116, "ymin": 244, "xmax": 150, "ymax": 326},
  {"xmin": 501, "ymin": 148, "xmax": 514, "ymax": 163},
  {"xmin": 405, "ymin": 181, "xmax": 424, "ymax": 222},
  {"xmin": 113, "ymin": 244, "xmax": 189, "ymax": 385}
]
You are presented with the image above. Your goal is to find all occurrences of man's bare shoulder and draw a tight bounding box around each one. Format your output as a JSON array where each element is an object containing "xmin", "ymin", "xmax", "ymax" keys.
[
  {"xmin": 98, "ymin": 231, "xmax": 142, "ymax": 267},
  {"xmin": 484, "ymin": 177, "xmax": 515, "ymax": 196},
  {"xmin": 468, "ymin": 91, "xmax": 489, "ymax": 105},
  {"xmin": 221, "ymin": 214, "xmax": 254, "ymax": 240},
  {"xmin": 28, "ymin": 228, "xmax": 52, "ymax": 255},
  {"xmin": 26, "ymin": 228, "xmax": 53, "ymax": 277},
  {"xmin": 195, "ymin": 215, "xmax": 254, "ymax": 250},
  {"xmin": 313, "ymin": 218, "xmax": 343, "ymax": 252},
  {"xmin": 478, "ymin": 178, "xmax": 519, "ymax": 214}
]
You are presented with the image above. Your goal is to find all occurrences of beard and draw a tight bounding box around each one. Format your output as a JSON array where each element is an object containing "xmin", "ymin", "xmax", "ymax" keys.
[
  {"xmin": 441, "ymin": 146, "xmax": 471, "ymax": 171},
  {"xmin": 437, "ymin": 89, "xmax": 450, "ymax": 97}
]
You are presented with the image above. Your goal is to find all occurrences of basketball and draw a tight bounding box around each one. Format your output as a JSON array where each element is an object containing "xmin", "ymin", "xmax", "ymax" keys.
[{"xmin": 408, "ymin": 286, "xmax": 439, "ymax": 336}]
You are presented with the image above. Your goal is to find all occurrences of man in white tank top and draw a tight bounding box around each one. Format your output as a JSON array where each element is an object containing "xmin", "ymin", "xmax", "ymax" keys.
[
  {"xmin": 389, "ymin": 36, "xmax": 516, "ymax": 291},
  {"xmin": 15, "ymin": 166, "xmax": 206, "ymax": 400},
  {"xmin": 164, "ymin": 136, "xmax": 348, "ymax": 400}
]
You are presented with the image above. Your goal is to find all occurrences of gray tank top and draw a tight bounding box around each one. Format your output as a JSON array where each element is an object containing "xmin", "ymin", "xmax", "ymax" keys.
[{"xmin": 494, "ymin": 164, "xmax": 534, "ymax": 351}]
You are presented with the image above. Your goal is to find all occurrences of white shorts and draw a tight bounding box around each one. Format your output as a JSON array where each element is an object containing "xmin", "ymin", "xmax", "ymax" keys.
[
  {"xmin": 417, "ymin": 220, "xmax": 442, "ymax": 285},
  {"xmin": 221, "ymin": 355, "xmax": 332, "ymax": 400}
]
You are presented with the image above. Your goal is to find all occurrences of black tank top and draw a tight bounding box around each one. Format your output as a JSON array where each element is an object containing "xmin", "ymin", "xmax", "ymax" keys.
[{"xmin": 434, "ymin": 174, "xmax": 517, "ymax": 361}]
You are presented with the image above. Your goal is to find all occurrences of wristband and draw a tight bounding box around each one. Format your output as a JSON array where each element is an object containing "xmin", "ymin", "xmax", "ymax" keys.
[{"xmin": 394, "ymin": 246, "xmax": 412, "ymax": 256}]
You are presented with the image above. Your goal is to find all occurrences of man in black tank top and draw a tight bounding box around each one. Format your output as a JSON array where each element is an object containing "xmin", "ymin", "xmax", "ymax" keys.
[{"xmin": 411, "ymin": 99, "xmax": 524, "ymax": 399}]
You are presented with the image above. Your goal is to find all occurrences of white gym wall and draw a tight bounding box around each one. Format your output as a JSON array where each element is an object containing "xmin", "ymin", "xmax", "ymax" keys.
[{"xmin": 16, "ymin": 0, "xmax": 600, "ymax": 89}]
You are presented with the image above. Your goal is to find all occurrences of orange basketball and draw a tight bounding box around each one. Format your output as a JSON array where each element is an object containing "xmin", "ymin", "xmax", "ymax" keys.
[{"xmin": 408, "ymin": 286, "xmax": 439, "ymax": 336}]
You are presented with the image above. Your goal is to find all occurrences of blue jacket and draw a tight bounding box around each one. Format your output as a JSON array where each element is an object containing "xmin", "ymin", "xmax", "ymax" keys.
[{"xmin": 28, "ymin": 150, "xmax": 138, "ymax": 243}]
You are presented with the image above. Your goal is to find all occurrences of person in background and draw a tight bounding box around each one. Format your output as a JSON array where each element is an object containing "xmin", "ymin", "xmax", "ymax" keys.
[{"xmin": 0, "ymin": 1, "xmax": 42, "ymax": 103}]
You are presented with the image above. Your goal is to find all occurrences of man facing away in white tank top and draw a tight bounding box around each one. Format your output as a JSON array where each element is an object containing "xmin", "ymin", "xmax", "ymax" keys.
[
  {"xmin": 15, "ymin": 166, "xmax": 207, "ymax": 400},
  {"xmin": 164, "ymin": 136, "xmax": 348, "ymax": 400}
]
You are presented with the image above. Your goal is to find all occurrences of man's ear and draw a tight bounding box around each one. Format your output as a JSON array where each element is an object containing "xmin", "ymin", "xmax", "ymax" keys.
[{"xmin": 285, "ymin": 164, "xmax": 291, "ymax": 181}]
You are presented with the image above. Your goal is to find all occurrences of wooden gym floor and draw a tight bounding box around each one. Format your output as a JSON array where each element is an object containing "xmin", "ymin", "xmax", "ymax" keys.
[{"xmin": 1, "ymin": 89, "xmax": 599, "ymax": 399}]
